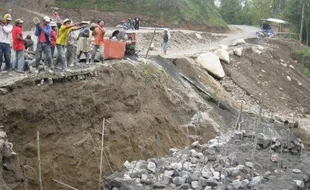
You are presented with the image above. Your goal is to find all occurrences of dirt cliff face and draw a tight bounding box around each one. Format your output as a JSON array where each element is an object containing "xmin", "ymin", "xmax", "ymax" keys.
[{"xmin": 0, "ymin": 63, "xmax": 219, "ymax": 189}]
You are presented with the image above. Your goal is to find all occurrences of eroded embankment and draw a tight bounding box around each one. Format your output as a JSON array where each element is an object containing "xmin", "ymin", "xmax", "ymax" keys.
[{"xmin": 0, "ymin": 63, "xmax": 221, "ymax": 189}]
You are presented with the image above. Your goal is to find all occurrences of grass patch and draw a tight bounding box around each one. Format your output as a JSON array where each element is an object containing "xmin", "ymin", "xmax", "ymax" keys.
[
  {"xmin": 55, "ymin": 0, "xmax": 227, "ymax": 29},
  {"xmin": 292, "ymin": 47, "xmax": 310, "ymax": 77}
]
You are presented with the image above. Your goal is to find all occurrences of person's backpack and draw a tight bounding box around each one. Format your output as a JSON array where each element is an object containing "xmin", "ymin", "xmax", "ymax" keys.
[
  {"xmin": 82, "ymin": 28, "xmax": 90, "ymax": 38},
  {"xmin": 78, "ymin": 28, "xmax": 89, "ymax": 40}
]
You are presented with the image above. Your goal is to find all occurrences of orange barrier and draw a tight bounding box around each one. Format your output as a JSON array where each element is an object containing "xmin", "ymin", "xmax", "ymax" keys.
[{"xmin": 104, "ymin": 40, "xmax": 126, "ymax": 60}]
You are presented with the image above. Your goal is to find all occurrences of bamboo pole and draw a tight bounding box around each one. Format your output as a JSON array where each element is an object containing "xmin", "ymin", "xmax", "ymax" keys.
[
  {"xmin": 37, "ymin": 131, "xmax": 43, "ymax": 190},
  {"xmin": 103, "ymin": 148, "xmax": 114, "ymax": 173},
  {"xmin": 251, "ymin": 98, "xmax": 263, "ymax": 190},
  {"xmin": 52, "ymin": 179, "xmax": 79, "ymax": 190},
  {"xmin": 98, "ymin": 118, "xmax": 105, "ymax": 190},
  {"xmin": 145, "ymin": 28, "xmax": 157, "ymax": 58},
  {"xmin": 234, "ymin": 102, "xmax": 243, "ymax": 130}
]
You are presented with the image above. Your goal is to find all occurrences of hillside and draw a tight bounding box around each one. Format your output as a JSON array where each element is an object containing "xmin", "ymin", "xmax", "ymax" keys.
[{"xmin": 55, "ymin": 0, "xmax": 227, "ymax": 32}]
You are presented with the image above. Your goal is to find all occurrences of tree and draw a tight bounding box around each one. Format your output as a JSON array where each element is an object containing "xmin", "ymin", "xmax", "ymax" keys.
[
  {"xmin": 300, "ymin": 0, "xmax": 306, "ymax": 42},
  {"xmin": 220, "ymin": 0, "xmax": 243, "ymax": 24}
]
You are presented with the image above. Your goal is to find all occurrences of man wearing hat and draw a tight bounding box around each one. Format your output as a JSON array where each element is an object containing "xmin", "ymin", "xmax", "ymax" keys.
[
  {"xmin": 34, "ymin": 16, "xmax": 53, "ymax": 73},
  {"xmin": 12, "ymin": 18, "xmax": 25, "ymax": 73},
  {"xmin": 0, "ymin": 14, "xmax": 13, "ymax": 73},
  {"xmin": 56, "ymin": 19, "xmax": 85, "ymax": 72},
  {"xmin": 50, "ymin": 22, "xmax": 58, "ymax": 59}
]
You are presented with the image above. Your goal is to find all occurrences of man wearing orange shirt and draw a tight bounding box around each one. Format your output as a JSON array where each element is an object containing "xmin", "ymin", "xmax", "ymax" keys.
[{"xmin": 91, "ymin": 20, "xmax": 106, "ymax": 64}]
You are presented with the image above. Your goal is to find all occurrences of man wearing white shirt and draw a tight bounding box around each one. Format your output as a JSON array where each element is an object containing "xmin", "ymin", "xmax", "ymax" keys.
[{"xmin": 0, "ymin": 14, "xmax": 13, "ymax": 73}]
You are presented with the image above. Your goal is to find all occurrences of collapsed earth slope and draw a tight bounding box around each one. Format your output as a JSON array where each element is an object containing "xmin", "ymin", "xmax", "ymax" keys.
[{"xmin": 0, "ymin": 62, "xmax": 233, "ymax": 189}]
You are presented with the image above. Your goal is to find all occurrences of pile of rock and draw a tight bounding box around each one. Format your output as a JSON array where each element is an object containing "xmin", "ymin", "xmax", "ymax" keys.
[
  {"xmin": 255, "ymin": 132, "xmax": 305, "ymax": 155},
  {"xmin": 0, "ymin": 126, "xmax": 23, "ymax": 189},
  {"xmin": 233, "ymin": 129, "xmax": 305, "ymax": 156},
  {"xmin": 104, "ymin": 140, "xmax": 267, "ymax": 190}
]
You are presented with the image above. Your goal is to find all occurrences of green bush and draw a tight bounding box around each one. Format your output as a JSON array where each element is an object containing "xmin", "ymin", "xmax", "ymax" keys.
[
  {"xmin": 55, "ymin": 0, "xmax": 227, "ymax": 28},
  {"xmin": 304, "ymin": 68, "xmax": 310, "ymax": 76},
  {"xmin": 292, "ymin": 47, "xmax": 310, "ymax": 76}
]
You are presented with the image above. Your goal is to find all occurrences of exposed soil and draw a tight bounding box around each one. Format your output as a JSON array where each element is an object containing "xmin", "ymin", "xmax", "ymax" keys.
[
  {"xmin": 220, "ymin": 38, "xmax": 310, "ymax": 154},
  {"xmin": 223, "ymin": 38, "xmax": 310, "ymax": 117},
  {"xmin": 171, "ymin": 57, "xmax": 239, "ymax": 111},
  {"xmin": 0, "ymin": 63, "xmax": 222, "ymax": 189},
  {"xmin": 0, "ymin": 4, "xmax": 310, "ymax": 188}
]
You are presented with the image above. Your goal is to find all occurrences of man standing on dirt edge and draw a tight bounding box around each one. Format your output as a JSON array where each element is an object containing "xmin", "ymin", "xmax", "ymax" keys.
[
  {"xmin": 67, "ymin": 30, "xmax": 77, "ymax": 67},
  {"xmin": 12, "ymin": 18, "xmax": 25, "ymax": 73},
  {"xmin": 50, "ymin": 22, "xmax": 58, "ymax": 60},
  {"xmin": 56, "ymin": 19, "xmax": 85, "ymax": 72},
  {"xmin": 163, "ymin": 29, "xmax": 169, "ymax": 55},
  {"xmin": 34, "ymin": 16, "xmax": 53, "ymax": 73},
  {"xmin": 91, "ymin": 20, "xmax": 106, "ymax": 64},
  {"xmin": 0, "ymin": 14, "xmax": 13, "ymax": 74}
]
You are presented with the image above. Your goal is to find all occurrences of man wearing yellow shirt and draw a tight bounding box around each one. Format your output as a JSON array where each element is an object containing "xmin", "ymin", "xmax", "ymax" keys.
[{"xmin": 56, "ymin": 19, "xmax": 85, "ymax": 72}]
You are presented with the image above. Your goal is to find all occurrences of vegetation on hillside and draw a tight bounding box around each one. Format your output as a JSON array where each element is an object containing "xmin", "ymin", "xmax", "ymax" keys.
[
  {"xmin": 55, "ymin": 0, "xmax": 227, "ymax": 29},
  {"xmin": 218, "ymin": 0, "xmax": 310, "ymax": 46},
  {"xmin": 292, "ymin": 47, "xmax": 310, "ymax": 76}
]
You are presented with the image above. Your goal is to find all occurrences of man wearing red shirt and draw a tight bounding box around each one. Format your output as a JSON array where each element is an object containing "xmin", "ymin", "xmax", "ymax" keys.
[
  {"xmin": 50, "ymin": 22, "xmax": 57, "ymax": 60},
  {"xmin": 12, "ymin": 18, "xmax": 25, "ymax": 73}
]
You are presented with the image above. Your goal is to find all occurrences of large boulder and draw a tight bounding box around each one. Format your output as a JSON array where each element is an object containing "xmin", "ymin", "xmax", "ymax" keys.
[
  {"xmin": 195, "ymin": 33, "xmax": 203, "ymax": 39},
  {"xmin": 251, "ymin": 45, "xmax": 264, "ymax": 54},
  {"xmin": 220, "ymin": 45, "xmax": 228, "ymax": 50},
  {"xmin": 233, "ymin": 48, "xmax": 243, "ymax": 57},
  {"xmin": 196, "ymin": 53, "xmax": 225, "ymax": 79},
  {"xmin": 214, "ymin": 49, "xmax": 230, "ymax": 64},
  {"xmin": 232, "ymin": 38, "xmax": 245, "ymax": 46}
]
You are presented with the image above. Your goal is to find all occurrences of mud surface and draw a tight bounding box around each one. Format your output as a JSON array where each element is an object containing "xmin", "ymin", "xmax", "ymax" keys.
[
  {"xmin": 0, "ymin": 63, "xmax": 224, "ymax": 189},
  {"xmin": 223, "ymin": 38, "xmax": 310, "ymax": 116}
]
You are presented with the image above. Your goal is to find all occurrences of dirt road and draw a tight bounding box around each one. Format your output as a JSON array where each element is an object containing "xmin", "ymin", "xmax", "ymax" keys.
[
  {"xmin": 136, "ymin": 25, "xmax": 259, "ymax": 58},
  {"xmin": 0, "ymin": 25, "xmax": 257, "ymax": 88}
]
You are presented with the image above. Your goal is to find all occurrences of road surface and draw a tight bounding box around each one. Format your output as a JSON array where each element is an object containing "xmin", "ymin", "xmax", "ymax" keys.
[
  {"xmin": 0, "ymin": 25, "xmax": 259, "ymax": 87},
  {"xmin": 139, "ymin": 25, "xmax": 259, "ymax": 58}
]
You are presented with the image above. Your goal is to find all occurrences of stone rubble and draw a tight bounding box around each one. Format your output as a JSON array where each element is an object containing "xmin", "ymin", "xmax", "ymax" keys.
[
  {"xmin": 104, "ymin": 126, "xmax": 307, "ymax": 190},
  {"xmin": 232, "ymin": 38, "xmax": 246, "ymax": 46}
]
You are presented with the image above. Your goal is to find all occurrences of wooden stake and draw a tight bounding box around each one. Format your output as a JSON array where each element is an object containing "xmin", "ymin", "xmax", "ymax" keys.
[
  {"xmin": 37, "ymin": 131, "xmax": 43, "ymax": 190},
  {"xmin": 234, "ymin": 102, "xmax": 243, "ymax": 130},
  {"xmin": 103, "ymin": 148, "xmax": 114, "ymax": 173},
  {"xmin": 98, "ymin": 118, "xmax": 105, "ymax": 190},
  {"xmin": 145, "ymin": 28, "xmax": 157, "ymax": 58},
  {"xmin": 186, "ymin": 126, "xmax": 189, "ymax": 147},
  {"xmin": 251, "ymin": 99, "xmax": 263, "ymax": 190},
  {"xmin": 52, "ymin": 179, "xmax": 79, "ymax": 190}
]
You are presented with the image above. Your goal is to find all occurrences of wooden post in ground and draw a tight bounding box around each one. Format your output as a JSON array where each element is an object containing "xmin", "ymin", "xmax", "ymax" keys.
[
  {"xmin": 52, "ymin": 179, "xmax": 79, "ymax": 190},
  {"xmin": 145, "ymin": 28, "xmax": 157, "ymax": 58},
  {"xmin": 98, "ymin": 119, "xmax": 105, "ymax": 190},
  {"xmin": 37, "ymin": 131, "xmax": 43, "ymax": 190}
]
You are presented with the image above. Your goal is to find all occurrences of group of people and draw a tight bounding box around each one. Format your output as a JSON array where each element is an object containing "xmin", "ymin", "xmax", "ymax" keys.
[
  {"xmin": 0, "ymin": 13, "xmax": 106, "ymax": 74},
  {"xmin": 122, "ymin": 17, "xmax": 140, "ymax": 30}
]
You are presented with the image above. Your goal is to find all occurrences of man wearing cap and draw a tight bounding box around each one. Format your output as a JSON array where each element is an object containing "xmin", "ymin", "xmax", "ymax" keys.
[
  {"xmin": 56, "ymin": 19, "xmax": 85, "ymax": 72},
  {"xmin": 34, "ymin": 16, "xmax": 53, "ymax": 73},
  {"xmin": 0, "ymin": 14, "xmax": 13, "ymax": 73},
  {"xmin": 12, "ymin": 18, "xmax": 25, "ymax": 73}
]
